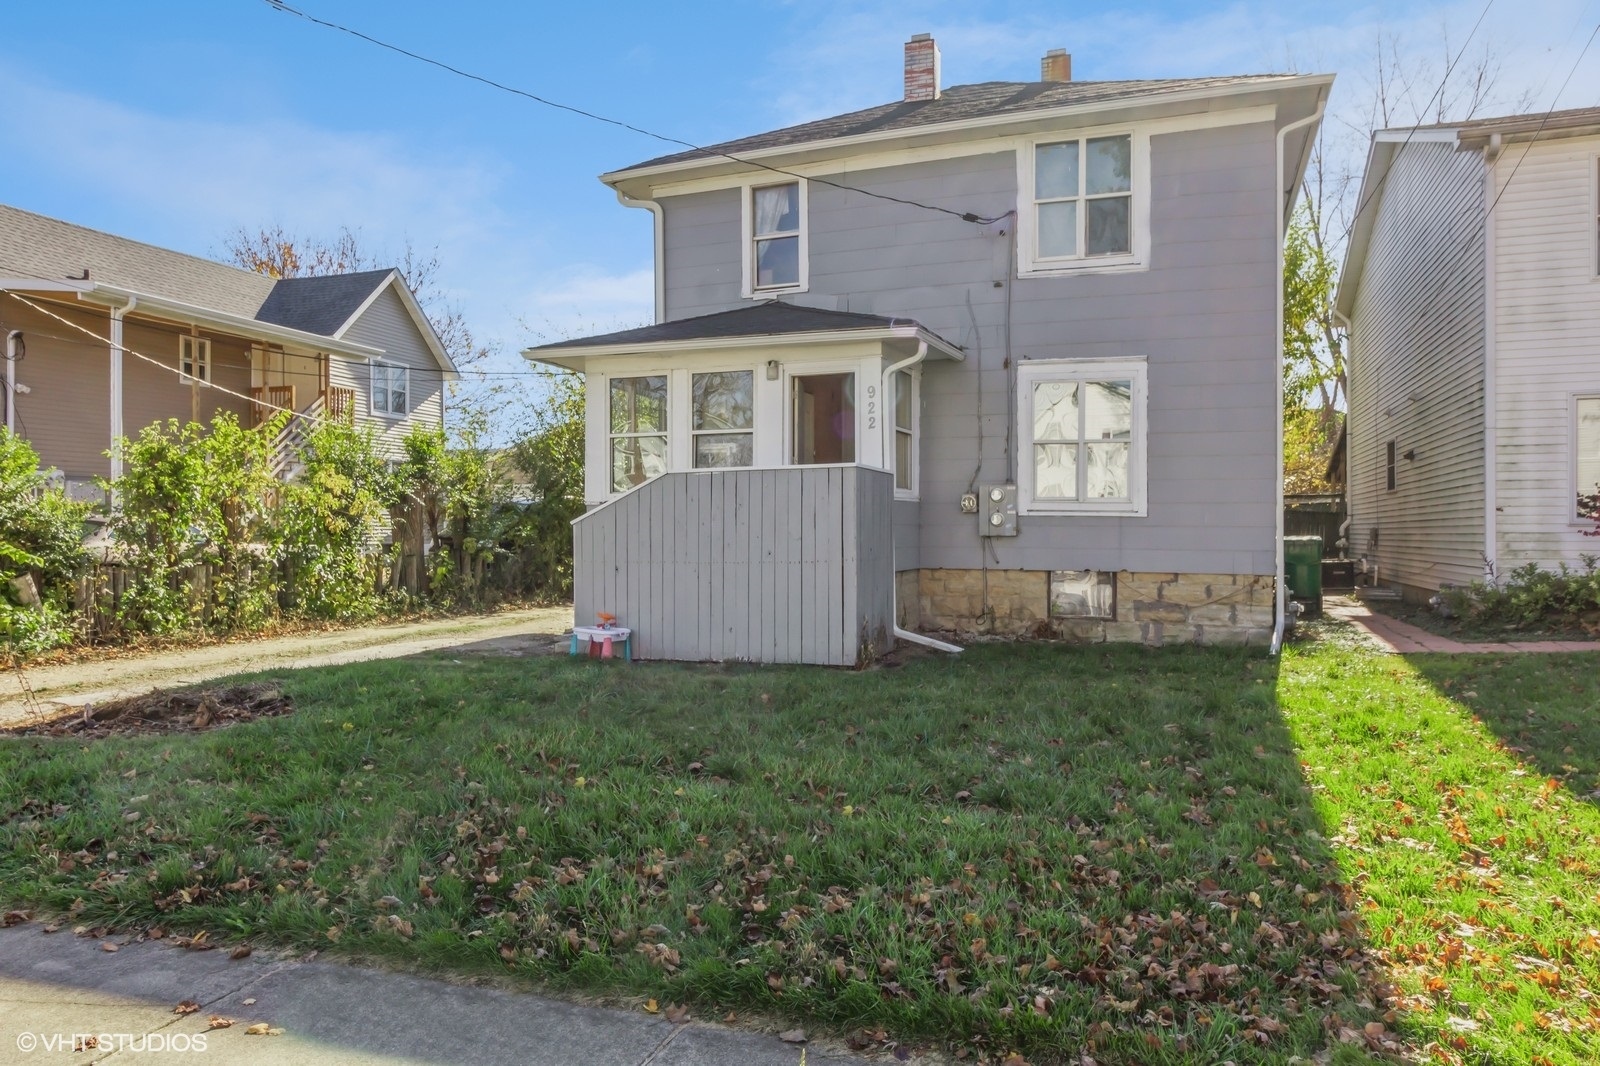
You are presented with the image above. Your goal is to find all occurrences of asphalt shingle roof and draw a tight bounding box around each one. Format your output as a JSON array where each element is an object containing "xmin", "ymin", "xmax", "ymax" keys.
[
  {"xmin": 255, "ymin": 269, "xmax": 394, "ymax": 336},
  {"xmin": 529, "ymin": 301, "xmax": 941, "ymax": 350},
  {"xmin": 620, "ymin": 75, "xmax": 1304, "ymax": 172}
]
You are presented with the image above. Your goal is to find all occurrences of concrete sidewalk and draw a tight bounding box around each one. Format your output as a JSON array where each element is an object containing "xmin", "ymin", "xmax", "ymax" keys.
[
  {"xmin": 0, "ymin": 924, "xmax": 894, "ymax": 1066},
  {"xmin": 1323, "ymin": 598, "xmax": 1600, "ymax": 654}
]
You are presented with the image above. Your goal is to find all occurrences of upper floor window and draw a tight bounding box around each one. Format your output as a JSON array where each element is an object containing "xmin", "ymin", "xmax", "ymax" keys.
[
  {"xmin": 371, "ymin": 361, "xmax": 409, "ymax": 417},
  {"xmin": 744, "ymin": 180, "xmax": 807, "ymax": 296},
  {"xmin": 1018, "ymin": 132, "xmax": 1145, "ymax": 276},
  {"xmin": 692, "ymin": 370, "xmax": 754, "ymax": 468},
  {"xmin": 1017, "ymin": 358, "xmax": 1147, "ymax": 516},
  {"xmin": 610, "ymin": 375, "xmax": 667, "ymax": 492},
  {"xmin": 179, "ymin": 335, "xmax": 211, "ymax": 383}
]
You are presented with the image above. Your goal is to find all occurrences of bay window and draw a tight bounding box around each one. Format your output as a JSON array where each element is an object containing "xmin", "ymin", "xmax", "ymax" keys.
[
  {"xmin": 692, "ymin": 370, "xmax": 754, "ymax": 468},
  {"xmin": 609, "ymin": 375, "xmax": 667, "ymax": 492}
]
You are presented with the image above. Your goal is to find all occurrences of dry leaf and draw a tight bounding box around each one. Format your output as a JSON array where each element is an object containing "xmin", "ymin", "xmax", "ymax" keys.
[
  {"xmin": 174, "ymin": 1000, "xmax": 201, "ymax": 1015},
  {"xmin": 100, "ymin": 942, "xmax": 119, "ymax": 953},
  {"xmin": 643, "ymin": 998, "xmax": 659, "ymax": 1014},
  {"xmin": 779, "ymin": 1029, "xmax": 808, "ymax": 1043},
  {"xmin": 230, "ymin": 945, "xmax": 252, "ymax": 960},
  {"xmin": 242, "ymin": 998, "xmax": 256, "ymax": 1006},
  {"xmin": 207, "ymin": 1015, "xmax": 234, "ymax": 1030},
  {"xmin": 665, "ymin": 1004, "xmax": 691, "ymax": 1024},
  {"xmin": 244, "ymin": 1023, "xmax": 284, "ymax": 1036}
]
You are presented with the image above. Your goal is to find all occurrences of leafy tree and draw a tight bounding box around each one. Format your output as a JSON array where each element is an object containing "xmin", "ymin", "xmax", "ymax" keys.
[
  {"xmin": 507, "ymin": 372, "xmax": 585, "ymax": 599},
  {"xmin": 0, "ymin": 429, "xmax": 88, "ymax": 655}
]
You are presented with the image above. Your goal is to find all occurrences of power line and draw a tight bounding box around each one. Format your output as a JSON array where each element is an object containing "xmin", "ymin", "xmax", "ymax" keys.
[{"xmin": 261, "ymin": 0, "xmax": 1011, "ymax": 226}]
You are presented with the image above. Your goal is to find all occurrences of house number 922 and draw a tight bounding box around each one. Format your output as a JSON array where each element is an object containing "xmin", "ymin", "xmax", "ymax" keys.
[{"xmin": 865, "ymin": 383, "xmax": 878, "ymax": 430}]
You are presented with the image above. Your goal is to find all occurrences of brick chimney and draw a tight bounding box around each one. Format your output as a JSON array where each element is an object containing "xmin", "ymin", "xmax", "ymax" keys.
[
  {"xmin": 904, "ymin": 33, "xmax": 941, "ymax": 101},
  {"xmin": 1041, "ymin": 48, "xmax": 1072, "ymax": 83}
]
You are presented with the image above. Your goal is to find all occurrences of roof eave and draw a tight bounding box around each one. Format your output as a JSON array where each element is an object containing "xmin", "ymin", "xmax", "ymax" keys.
[
  {"xmin": 330, "ymin": 271, "xmax": 461, "ymax": 379},
  {"xmin": 601, "ymin": 74, "xmax": 1335, "ymax": 195},
  {"xmin": 71, "ymin": 283, "xmax": 386, "ymax": 359},
  {"xmin": 521, "ymin": 324, "xmax": 963, "ymax": 371}
]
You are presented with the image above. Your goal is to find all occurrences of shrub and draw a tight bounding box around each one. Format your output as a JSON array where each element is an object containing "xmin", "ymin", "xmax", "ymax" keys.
[
  {"xmin": 0, "ymin": 429, "xmax": 89, "ymax": 656},
  {"xmin": 1443, "ymin": 558, "xmax": 1600, "ymax": 630}
]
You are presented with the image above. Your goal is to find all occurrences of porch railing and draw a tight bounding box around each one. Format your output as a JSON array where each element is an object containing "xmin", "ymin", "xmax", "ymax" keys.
[
  {"xmin": 572, "ymin": 465, "xmax": 896, "ymax": 666},
  {"xmin": 249, "ymin": 385, "xmax": 296, "ymax": 427}
]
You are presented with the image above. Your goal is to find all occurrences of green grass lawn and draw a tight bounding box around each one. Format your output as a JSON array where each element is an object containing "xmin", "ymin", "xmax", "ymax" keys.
[{"xmin": 2, "ymin": 629, "xmax": 1598, "ymax": 1065}]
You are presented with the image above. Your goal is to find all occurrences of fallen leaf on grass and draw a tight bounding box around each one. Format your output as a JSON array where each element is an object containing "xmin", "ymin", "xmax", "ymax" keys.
[
  {"xmin": 173, "ymin": 1000, "xmax": 200, "ymax": 1015},
  {"xmin": 665, "ymin": 1004, "xmax": 690, "ymax": 1024},
  {"xmin": 779, "ymin": 1029, "xmax": 808, "ymax": 1044},
  {"xmin": 2, "ymin": 910, "xmax": 30, "ymax": 927},
  {"xmin": 643, "ymin": 999, "xmax": 659, "ymax": 1014}
]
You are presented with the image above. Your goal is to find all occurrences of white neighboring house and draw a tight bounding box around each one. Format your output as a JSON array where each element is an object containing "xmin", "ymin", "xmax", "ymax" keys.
[{"xmin": 1338, "ymin": 108, "xmax": 1600, "ymax": 600}]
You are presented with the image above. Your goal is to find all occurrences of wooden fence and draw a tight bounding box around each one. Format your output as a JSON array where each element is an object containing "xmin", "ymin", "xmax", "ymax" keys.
[
  {"xmin": 1284, "ymin": 493, "xmax": 1348, "ymax": 556},
  {"xmin": 573, "ymin": 466, "xmax": 896, "ymax": 666}
]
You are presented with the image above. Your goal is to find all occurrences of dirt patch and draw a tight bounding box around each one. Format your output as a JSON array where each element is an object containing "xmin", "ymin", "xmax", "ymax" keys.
[{"xmin": 4, "ymin": 682, "xmax": 293, "ymax": 739}]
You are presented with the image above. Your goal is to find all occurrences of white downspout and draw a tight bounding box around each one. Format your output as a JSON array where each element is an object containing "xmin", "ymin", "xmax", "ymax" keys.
[
  {"xmin": 1481, "ymin": 145, "xmax": 1499, "ymax": 580},
  {"xmin": 883, "ymin": 339, "xmax": 961, "ymax": 654},
  {"xmin": 1272, "ymin": 100, "xmax": 1327, "ymax": 655},
  {"xmin": 108, "ymin": 295, "xmax": 137, "ymax": 483},
  {"xmin": 614, "ymin": 190, "xmax": 665, "ymax": 324},
  {"xmin": 4, "ymin": 330, "xmax": 18, "ymax": 434}
]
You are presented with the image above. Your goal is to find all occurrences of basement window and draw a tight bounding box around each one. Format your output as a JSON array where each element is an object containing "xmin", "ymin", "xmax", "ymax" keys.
[{"xmin": 1051, "ymin": 570, "xmax": 1115, "ymax": 619}]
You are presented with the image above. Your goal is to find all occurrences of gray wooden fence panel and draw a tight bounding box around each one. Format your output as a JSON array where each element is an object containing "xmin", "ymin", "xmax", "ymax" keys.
[{"xmin": 571, "ymin": 466, "xmax": 896, "ymax": 665}]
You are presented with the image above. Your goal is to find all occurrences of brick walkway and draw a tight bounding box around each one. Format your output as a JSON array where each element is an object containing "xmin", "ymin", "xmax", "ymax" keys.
[{"xmin": 1323, "ymin": 598, "xmax": 1600, "ymax": 654}]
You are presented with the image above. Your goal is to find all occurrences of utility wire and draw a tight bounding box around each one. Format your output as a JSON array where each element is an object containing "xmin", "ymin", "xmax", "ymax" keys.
[{"xmin": 261, "ymin": 0, "xmax": 1011, "ymax": 225}]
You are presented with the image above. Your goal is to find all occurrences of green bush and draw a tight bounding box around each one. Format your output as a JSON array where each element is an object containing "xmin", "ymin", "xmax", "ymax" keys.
[
  {"xmin": 1443, "ymin": 558, "xmax": 1600, "ymax": 629},
  {"xmin": 0, "ymin": 429, "xmax": 89, "ymax": 656}
]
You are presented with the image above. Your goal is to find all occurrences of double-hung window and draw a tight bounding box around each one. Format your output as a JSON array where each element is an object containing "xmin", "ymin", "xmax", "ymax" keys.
[
  {"xmin": 371, "ymin": 361, "xmax": 409, "ymax": 416},
  {"xmin": 1018, "ymin": 359, "xmax": 1147, "ymax": 516},
  {"xmin": 179, "ymin": 335, "xmax": 211, "ymax": 383},
  {"xmin": 692, "ymin": 371, "xmax": 754, "ymax": 468},
  {"xmin": 892, "ymin": 369, "xmax": 915, "ymax": 493},
  {"xmin": 609, "ymin": 375, "xmax": 668, "ymax": 492},
  {"xmin": 746, "ymin": 180, "xmax": 806, "ymax": 294},
  {"xmin": 1577, "ymin": 397, "xmax": 1600, "ymax": 518},
  {"xmin": 1024, "ymin": 133, "xmax": 1138, "ymax": 272}
]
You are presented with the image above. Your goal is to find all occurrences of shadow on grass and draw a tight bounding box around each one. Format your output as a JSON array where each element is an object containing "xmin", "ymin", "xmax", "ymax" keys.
[
  {"xmin": 0, "ymin": 643, "xmax": 1397, "ymax": 1064},
  {"xmin": 1403, "ymin": 652, "xmax": 1600, "ymax": 806}
]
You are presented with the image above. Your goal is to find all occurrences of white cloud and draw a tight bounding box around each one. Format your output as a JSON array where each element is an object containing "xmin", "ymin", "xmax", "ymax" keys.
[{"xmin": 519, "ymin": 267, "xmax": 655, "ymax": 347}]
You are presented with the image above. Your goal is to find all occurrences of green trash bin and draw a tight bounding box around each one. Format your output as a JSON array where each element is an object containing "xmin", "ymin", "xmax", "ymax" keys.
[{"xmin": 1284, "ymin": 535, "xmax": 1324, "ymax": 618}]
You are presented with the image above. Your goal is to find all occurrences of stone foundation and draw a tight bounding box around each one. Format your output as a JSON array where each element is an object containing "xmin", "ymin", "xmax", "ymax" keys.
[{"xmin": 907, "ymin": 568, "xmax": 1274, "ymax": 647}]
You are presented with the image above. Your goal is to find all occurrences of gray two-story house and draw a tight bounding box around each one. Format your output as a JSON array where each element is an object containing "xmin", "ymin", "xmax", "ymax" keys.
[{"xmin": 526, "ymin": 37, "xmax": 1331, "ymax": 664}]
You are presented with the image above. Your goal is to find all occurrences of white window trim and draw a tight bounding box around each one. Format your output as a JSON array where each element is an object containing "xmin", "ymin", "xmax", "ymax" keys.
[
  {"xmin": 1016, "ymin": 357, "xmax": 1148, "ymax": 517},
  {"xmin": 1573, "ymin": 393, "xmax": 1600, "ymax": 523},
  {"xmin": 606, "ymin": 373, "xmax": 670, "ymax": 494},
  {"xmin": 1016, "ymin": 128, "xmax": 1151, "ymax": 277},
  {"xmin": 890, "ymin": 367, "xmax": 919, "ymax": 500},
  {"xmin": 740, "ymin": 178, "xmax": 809, "ymax": 298},
  {"xmin": 688, "ymin": 367, "xmax": 757, "ymax": 472},
  {"xmin": 179, "ymin": 335, "xmax": 211, "ymax": 384},
  {"xmin": 369, "ymin": 360, "xmax": 410, "ymax": 419}
]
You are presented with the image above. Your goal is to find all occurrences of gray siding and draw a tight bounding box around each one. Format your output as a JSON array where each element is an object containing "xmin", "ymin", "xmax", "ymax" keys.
[
  {"xmin": 334, "ymin": 284, "xmax": 446, "ymax": 455},
  {"xmin": 573, "ymin": 466, "xmax": 896, "ymax": 665},
  {"xmin": 1345, "ymin": 142, "xmax": 1487, "ymax": 593},
  {"xmin": 659, "ymin": 121, "xmax": 1282, "ymax": 576}
]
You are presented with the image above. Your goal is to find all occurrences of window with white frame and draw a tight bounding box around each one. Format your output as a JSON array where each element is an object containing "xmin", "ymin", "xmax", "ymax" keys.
[
  {"xmin": 748, "ymin": 181, "xmax": 804, "ymax": 293},
  {"xmin": 1026, "ymin": 133, "xmax": 1135, "ymax": 269},
  {"xmin": 179, "ymin": 335, "xmax": 211, "ymax": 383},
  {"xmin": 892, "ymin": 369, "xmax": 915, "ymax": 493},
  {"xmin": 1577, "ymin": 396, "xmax": 1600, "ymax": 517},
  {"xmin": 1017, "ymin": 359, "xmax": 1147, "ymax": 515},
  {"xmin": 371, "ymin": 361, "xmax": 409, "ymax": 416},
  {"xmin": 609, "ymin": 375, "xmax": 668, "ymax": 492},
  {"xmin": 692, "ymin": 370, "xmax": 753, "ymax": 468}
]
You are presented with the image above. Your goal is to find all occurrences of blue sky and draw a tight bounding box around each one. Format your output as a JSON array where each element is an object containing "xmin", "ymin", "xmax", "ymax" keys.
[{"xmin": 2, "ymin": 0, "xmax": 1595, "ymax": 381}]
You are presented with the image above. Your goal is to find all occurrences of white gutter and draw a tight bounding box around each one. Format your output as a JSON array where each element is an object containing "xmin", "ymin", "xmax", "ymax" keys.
[
  {"xmin": 523, "ymin": 325, "xmax": 964, "ymax": 370},
  {"xmin": 3, "ymin": 329, "xmax": 18, "ymax": 434},
  {"xmin": 108, "ymin": 295, "xmax": 137, "ymax": 483},
  {"xmin": 1272, "ymin": 99, "xmax": 1328, "ymax": 655},
  {"xmin": 1481, "ymin": 151, "xmax": 1499, "ymax": 579},
  {"xmin": 75, "ymin": 285, "xmax": 385, "ymax": 360},
  {"xmin": 615, "ymin": 190, "xmax": 666, "ymax": 325},
  {"xmin": 884, "ymin": 338, "xmax": 961, "ymax": 654}
]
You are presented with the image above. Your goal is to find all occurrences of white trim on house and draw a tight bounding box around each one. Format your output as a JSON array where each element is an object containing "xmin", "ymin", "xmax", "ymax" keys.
[
  {"xmin": 889, "ymin": 366, "xmax": 920, "ymax": 500},
  {"xmin": 331, "ymin": 272, "xmax": 459, "ymax": 377},
  {"xmin": 525, "ymin": 324, "xmax": 962, "ymax": 372},
  {"xmin": 1573, "ymin": 393, "xmax": 1600, "ymax": 522},
  {"xmin": 178, "ymin": 334, "xmax": 211, "ymax": 384},
  {"xmin": 369, "ymin": 360, "xmax": 410, "ymax": 418},
  {"xmin": 739, "ymin": 178, "xmax": 809, "ymax": 298},
  {"xmin": 641, "ymin": 106, "xmax": 1279, "ymax": 201},
  {"xmin": 1014, "ymin": 357, "xmax": 1149, "ymax": 517},
  {"xmin": 600, "ymin": 80, "xmax": 1321, "ymax": 191},
  {"xmin": 1015, "ymin": 128, "xmax": 1151, "ymax": 277},
  {"xmin": 615, "ymin": 190, "xmax": 666, "ymax": 324}
]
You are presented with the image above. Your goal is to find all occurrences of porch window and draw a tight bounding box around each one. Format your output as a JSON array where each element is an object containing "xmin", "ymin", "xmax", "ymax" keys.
[
  {"xmin": 610, "ymin": 375, "xmax": 667, "ymax": 492},
  {"xmin": 792, "ymin": 372, "xmax": 854, "ymax": 464},
  {"xmin": 1577, "ymin": 397, "xmax": 1600, "ymax": 517},
  {"xmin": 371, "ymin": 362, "xmax": 409, "ymax": 416},
  {"xmin": 893, "ymin": 369, "xmax": 914, "ymax": 492},
  {"xmin": 749, "ymin": 181, "xmax": 804, "ymax": 292},
  {"xmin": 179, "ymin": 335, "xmax": 211, "ymax": 384},
  {"xmin": 692, "ymin": 370, "xmax": 754, "ymax": 468},
  {"xmin": 1017, "ymin": 359, "xmax": 1147, "ymax": 516}
]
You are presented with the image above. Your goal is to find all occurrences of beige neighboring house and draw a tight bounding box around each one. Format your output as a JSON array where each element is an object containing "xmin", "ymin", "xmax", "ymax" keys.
[{"xmin": 0, "ymin": 204, "xmax": 457, "ymax": 500}]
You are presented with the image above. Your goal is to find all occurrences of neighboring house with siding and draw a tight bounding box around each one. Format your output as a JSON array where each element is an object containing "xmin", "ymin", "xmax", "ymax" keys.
[
  {"xmin": 526, "ymin": 36, "xmax": 1331, "ymax": 664},
  {"xmin": 0, "ymin": 204, "xmax": 456, "ymax": 500},
  {"xmin": 1337, "ymin": 108, "xmax": 1600, "ymax": 600}
]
